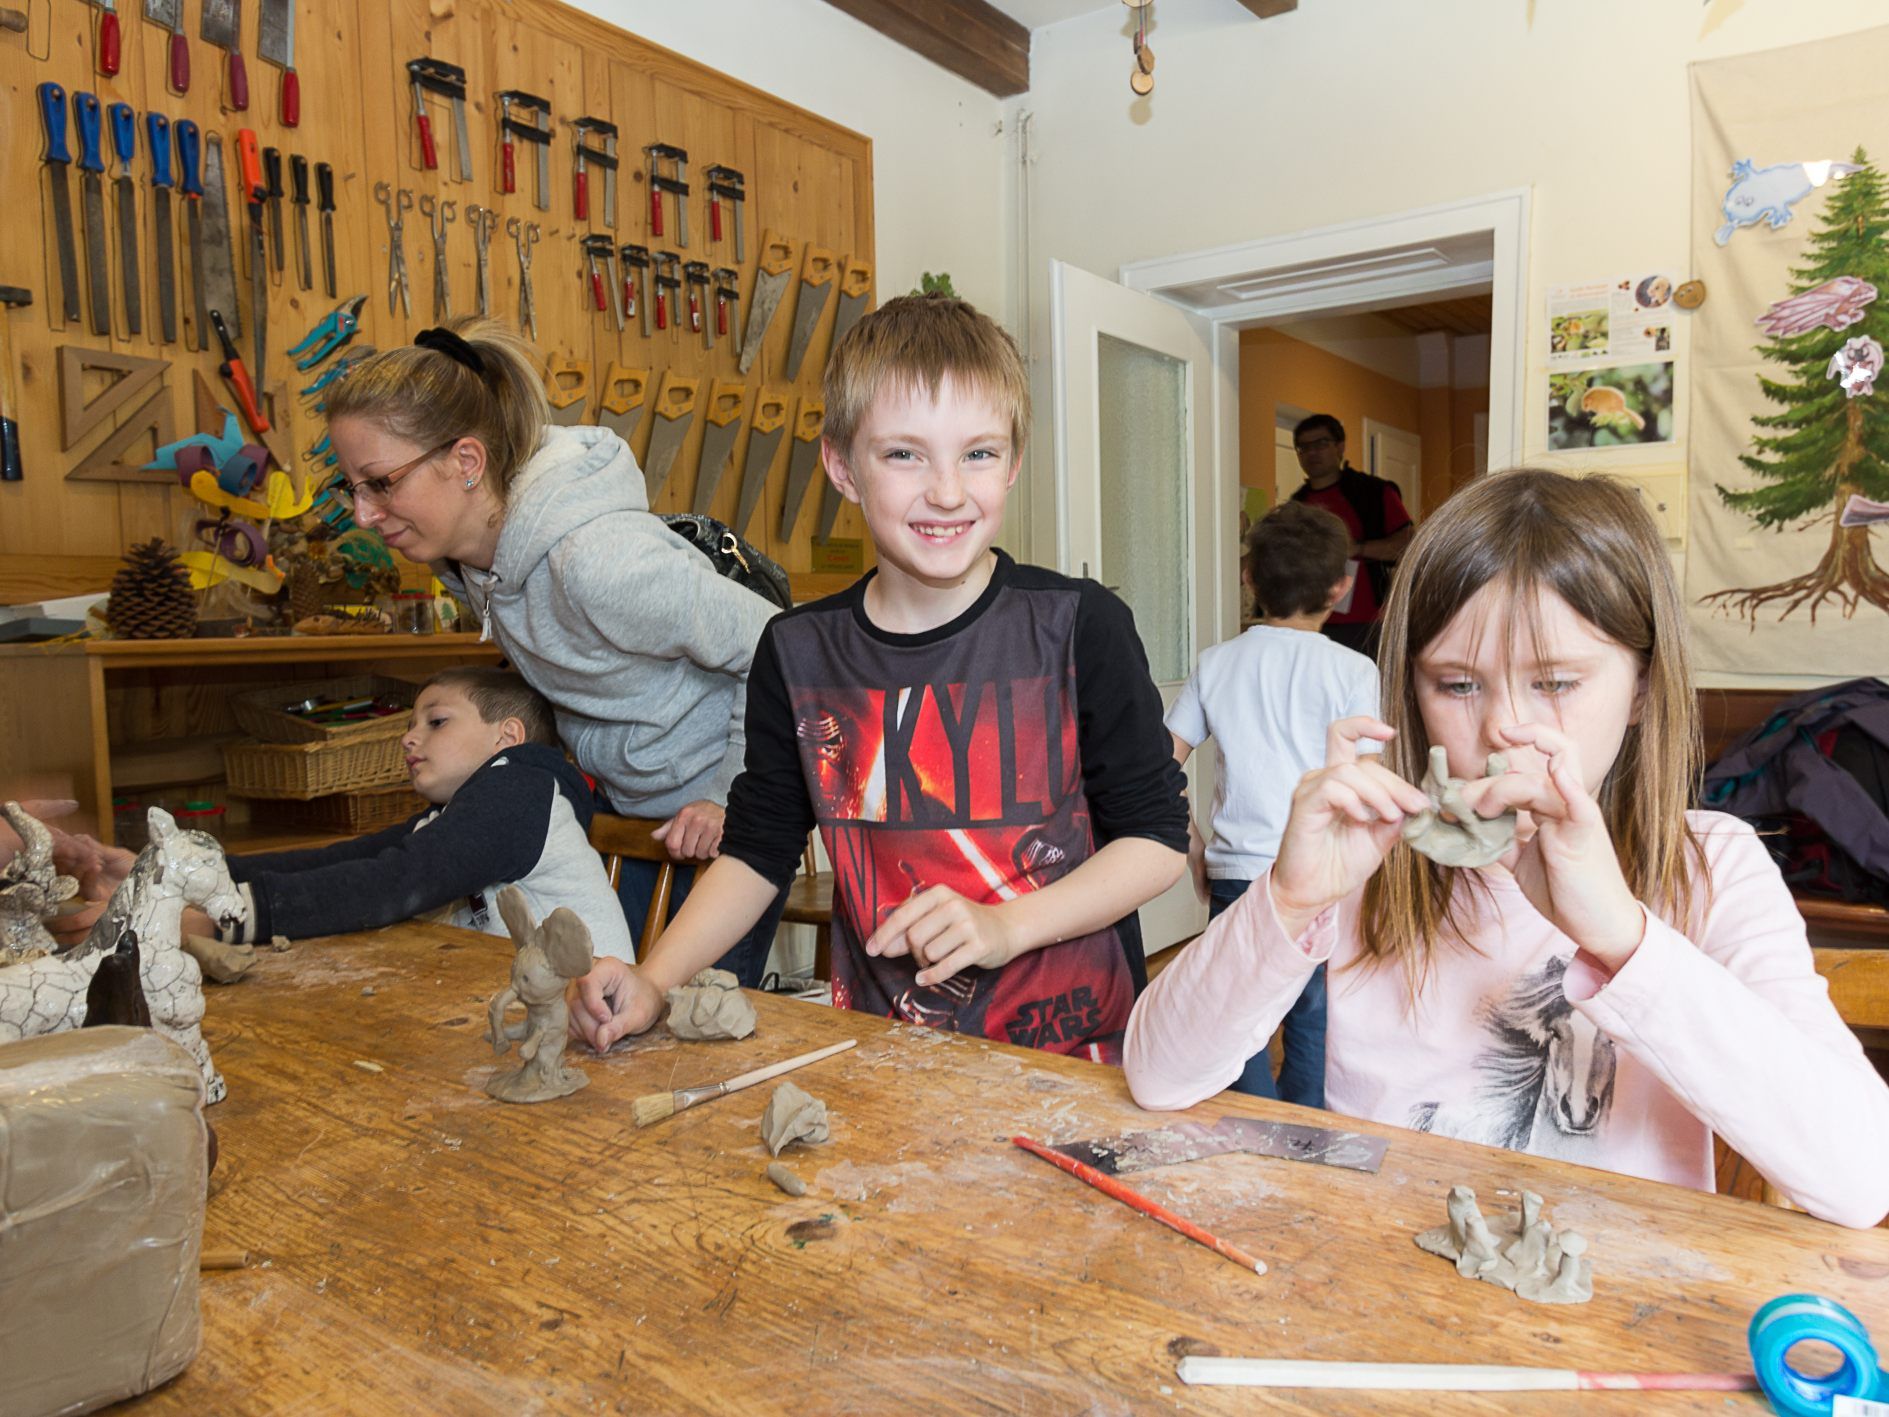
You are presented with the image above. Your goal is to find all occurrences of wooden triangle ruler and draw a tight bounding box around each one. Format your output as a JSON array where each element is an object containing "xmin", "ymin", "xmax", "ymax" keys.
[
  {"xmin": 58, "ymin": 346, "xmax": 171, "ymax": 450},
  {"xmin": 65, "ymin": 389, "xmax": 178, "ymax": 484}
]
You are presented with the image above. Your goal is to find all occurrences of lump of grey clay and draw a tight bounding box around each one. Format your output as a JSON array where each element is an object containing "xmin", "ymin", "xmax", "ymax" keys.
[
  {"xmin": 759, "ymin": 1080, "xmax": 829, "ymax": 1156},
  {"xmin": 1414, "ymin": 1185, "xmax": 1593, "ymax": 1305},
  {"xmin": 1402, "ymin": 746, "xmax": 1516, "ymax": 868},
  {"xmin": 666, "ymin": 968, "xmax": 757, "ymax": 1041},
  {"xmin": 765, "ymin": 1162, "xmax": 807, "ymax": 1196}
]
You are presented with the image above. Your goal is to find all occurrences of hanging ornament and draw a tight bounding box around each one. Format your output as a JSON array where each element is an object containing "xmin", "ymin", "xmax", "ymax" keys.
[{"xmin": 1124, "ymin": 0, "xmax": 1154, "ymax": 96}]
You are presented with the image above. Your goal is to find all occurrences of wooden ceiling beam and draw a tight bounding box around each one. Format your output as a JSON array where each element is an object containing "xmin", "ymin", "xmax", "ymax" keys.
[
  {"xmin": 1236, "ymin": 0, "xmax": 1299, "ymax": 16},
  {"xmin": 819, "ymin": 0, "xmax": 1031, "ymax": 98}
]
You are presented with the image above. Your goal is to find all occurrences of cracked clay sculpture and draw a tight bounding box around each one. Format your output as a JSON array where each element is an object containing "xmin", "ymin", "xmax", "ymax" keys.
[
  {"xmin": 0, "ymin": 802, "xmax": 81, "ymax": 965},
  {"xmin": 485, "ymin": 885, "xmax": 594, "ymax": 1103},
  {"xmin": 667, "ymin": 967, "xmax": 757, "ymax": 1041},
  {"xmin": 759, "ymin": 1080, "xmax": 830, "ymax": 1155},
  {"xmin": 1401, "ymin": 746, "xmax": 1516, "ymax": 868},
  {"xmin": 1415, "ymin": 1185, "xmax": 1593, "ymax": 1305}
]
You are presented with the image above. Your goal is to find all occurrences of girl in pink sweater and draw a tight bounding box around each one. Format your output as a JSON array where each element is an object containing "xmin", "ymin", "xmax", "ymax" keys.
[{"xmin": 1125, "ymin": 470, "xmax": 1889, "ymax": 1228}]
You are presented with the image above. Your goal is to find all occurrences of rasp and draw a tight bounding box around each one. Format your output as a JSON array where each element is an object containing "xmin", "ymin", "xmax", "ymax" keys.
[
  {"xmin": 316, "ymin": 161, "xmax": 336, "ymax": 299},
  {"xmin": 736, "ymin": 230, "xmax": 795, "ymax": 376},
  {"xmin": 289, "ymin": 154, "xmax": 312, "ymax": 291},
  {"xmin": 200, "ymin": 133, "xmax": 242, "ymax": 341},
  {"xmin": 176, "ymin": 118, "xmax": 207, "ymax": 347},
  {"xmin": 263, "ymin": 145, "xmax": 284, "ymax": 273},
  {"xmin": 692, "ymin": 379, "xmax": 747, "ymax": 515},
  {"xmin": 36, "ymin": 83, "xmax": 83, "ymax": 325},
  {"xmin": 234, "ymin": 129, "xmax": 267, "ymax": 382},
  {"xmin": 642, "ymin": 372, "xmax": 699, "ymax": 503},
  {"xmin": 598, "ymin": 364, "xmax": 648, "ymax": 446},
  {"xmin": 72, "ymin": 90, "xmax": 113, "ymax": 336},
  {"xmin": 108, "ymin": 102, "xmax": 142, "ymax": 337},
  {"xmin": 734, "ymin": 387, "xmax": 788, "ymax": 538},
  {"xmin": 778, "ymin": 397, "xmax": 825, "ymax": 542},
  {"xmin": 1049, "ymin": 1117, "xmax": 1388, "ymax": 1178},
  {"xmin": 145, "ymin": 112, "xmax": 177, "ymax": 343},
  {"xmin": 782, "ymin": 244, "xmax": 836, "ymax": 381}
]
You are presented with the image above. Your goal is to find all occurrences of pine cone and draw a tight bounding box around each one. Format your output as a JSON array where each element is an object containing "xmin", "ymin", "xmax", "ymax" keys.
[
  {"xmin": 283, "ymin": 560, "xmax": 324, "ymax": 623},
  {"xmin": 105, "ymin": 538, "xmax": 198, "ymax": 640}
]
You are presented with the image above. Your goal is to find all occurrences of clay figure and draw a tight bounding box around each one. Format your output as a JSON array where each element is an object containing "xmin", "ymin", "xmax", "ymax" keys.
[
  {"xmin": 765, "ymin": 1162, "xmax": 807, "ymax": 1197},
  {"xmin": 0, "ymin": 801, "xmax": 81, "ymax": 965},
  {"xmin": 1415, "ymin": 1184, "xmax": 1593, "ymax": 1305},
  {"xmin": 759, "ymin": 1080, "xmax": 830, "ymax": 1155},
  {"xmin": 182, "ymin": 934, "xmax": 258, "ymax": 984},
  {"xmin": 485, "ymin": 885, "xmax": 594, "ymax": 1103},
  {"xmin": 1402, "ymin": 746, "xmax": 1516, "ymax": 868},
  {"xmin": 667, "ymin": 967, "xmax": 758, "ymax": 1041},
  {"xmin": 0, "ymin": 807, "xmax": 243, "ymax": 1103}
]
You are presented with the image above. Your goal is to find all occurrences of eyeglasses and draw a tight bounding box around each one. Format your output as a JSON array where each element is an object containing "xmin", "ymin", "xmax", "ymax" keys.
[
  {"xmin": 344, "ymin": 439, "xmax": 457, "ymax": 507},
  {"xmin": 1294, "ymin": 435, "xmax": 1338, "ymax": 455}
]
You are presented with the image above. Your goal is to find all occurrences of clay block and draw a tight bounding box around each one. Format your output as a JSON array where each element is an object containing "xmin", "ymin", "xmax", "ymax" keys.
[{"xmin": 0, "ymin": 1027, "xmax": 206, "ymax": 1413}]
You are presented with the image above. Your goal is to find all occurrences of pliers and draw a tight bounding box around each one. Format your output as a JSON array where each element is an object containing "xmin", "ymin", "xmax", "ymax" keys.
[
  {"xmin": 288, "ymin": 294, "xmax": 369, "ymax": 372},
  {"xmin": 376, "ymin": 181, "xmax": 414, "ymax": 317}
]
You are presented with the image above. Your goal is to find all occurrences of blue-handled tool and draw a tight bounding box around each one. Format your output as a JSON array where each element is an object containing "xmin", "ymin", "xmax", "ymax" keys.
[
  {"xmin": 288, "ymin": 293, "xmax": 367, "ymax": 370},
  {"xmin": 36, "ymin": 84, "xmax": 82, "ymax": 324},
  {"xmin": 71, "ymin": 92, "xmax": 111, "ymax": 335},
  {"xmin": 1749, "ymin": 1294, "xmax": 1889, "ymax": 1417},
  {"xmin": 146, "ymin": 113, "xmax": 178, "ymax": 345},
  {"xmin": 299, "ymin": 346, "xmax": 377, "ymax": 404},
  {"xmin": 175, "ymin": 119, "xmax": 207, "ymax": 348},
  {"xmin": 107, "ymin": 101, "xmax": 143, "ymax": 338}
]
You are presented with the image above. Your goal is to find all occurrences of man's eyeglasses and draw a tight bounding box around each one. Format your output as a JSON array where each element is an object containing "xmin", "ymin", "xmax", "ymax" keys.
[
  {"xmin": 1294, "ymin": 435, "xmax": 1338, "ymax": 455},
  {"xmin": 344, "ymin": 439, "xmax": 458, "ymax": 507}
]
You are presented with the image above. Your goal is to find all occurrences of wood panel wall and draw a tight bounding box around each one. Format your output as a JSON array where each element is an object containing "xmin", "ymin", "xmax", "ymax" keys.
[{"xmin": 0, "ymin": 0, "xmax": 874, "ymax": 601}]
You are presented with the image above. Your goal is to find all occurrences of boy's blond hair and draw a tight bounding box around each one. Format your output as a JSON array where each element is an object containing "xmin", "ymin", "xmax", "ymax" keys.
[
  {"xmin": 822, "ymin": 292, "xmax": 1031, "ymax": 457},
  {"xmin": 423, "ymin": 667, "xmax": 559, "ymax": 746}
]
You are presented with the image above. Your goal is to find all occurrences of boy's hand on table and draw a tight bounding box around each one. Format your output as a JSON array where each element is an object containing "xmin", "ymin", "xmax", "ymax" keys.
[
  {"xmin": 567, "ymin": 957, "xmax": 665, "ymax": 1051},
  {"xmin": 653, "ymin": 800, "xmax": 723, "ymax": 861},
  {"xmin": 865, "ymin": 886, "xmax": 1020, "ymax": 987}
]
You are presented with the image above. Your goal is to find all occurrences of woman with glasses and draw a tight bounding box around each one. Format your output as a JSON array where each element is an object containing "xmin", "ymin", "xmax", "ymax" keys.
[{"xmin": 323, "ymin": 319, "xmax": 786, "ymax": 985}]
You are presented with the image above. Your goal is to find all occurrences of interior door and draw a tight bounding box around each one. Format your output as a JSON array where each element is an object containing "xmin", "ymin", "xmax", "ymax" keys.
[
  {"xmin": 1363, "ymin": 417, "xmax": 1424, "ymax": 518},
  {"xmin": 1048, "ymin": 259, "xmax": 1219, "ymax": 956}
]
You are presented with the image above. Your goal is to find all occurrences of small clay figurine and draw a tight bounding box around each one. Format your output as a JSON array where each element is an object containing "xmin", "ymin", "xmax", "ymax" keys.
[
  {"xmin": 667, "ymin": 967, "xmax": 758, "ymax": 1041},
  {"xmin": 759, "ymin": 1080, "xmax": 830, "ymax": 1155},
  {"xmin": 1519, "ymin": 1230, "xmax": 1593, "ymax": 1305},
  {"xmin": 1401, "ymin": 746, "xmax": 1516, "ymax": 868},
  {"xmin": 1414, "ymin": 1183, "xmax": 1594, "ymax": 1306},
  {"xmin": 0, "ymin": 801, "xmax": 81, "ymax": 965},
  {"xmin": 484, "ymin": 885, "xmax": 595, "ymax": 1103}
]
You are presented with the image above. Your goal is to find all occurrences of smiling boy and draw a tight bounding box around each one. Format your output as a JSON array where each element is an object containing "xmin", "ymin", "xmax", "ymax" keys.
[{"xmin": 571, "ymin": 294, "xmax": 1189, "ymax": 1061}]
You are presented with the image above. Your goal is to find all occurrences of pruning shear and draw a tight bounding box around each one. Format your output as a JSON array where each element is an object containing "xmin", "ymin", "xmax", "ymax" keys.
[
  {"xmin": 376, "ymin": 181, "xmax": 414, "ymax": 317},
  {"xmin": 420, "ymin": 194, "xmax": 456, "ymax": 320},
  {"xmin": 299, "ymin": 346, "xmax": 378, "ymax": 404},
  {"xmin": 287, "ymin": 294, "xmax": 369, "ymax": 372},
  {"xmin": 466, "ymin": 204, "xmax": 498, "ymax": 317},
  {"xmin": 302, "ymin": 433, "xmax": 337, "ymax": 469}
]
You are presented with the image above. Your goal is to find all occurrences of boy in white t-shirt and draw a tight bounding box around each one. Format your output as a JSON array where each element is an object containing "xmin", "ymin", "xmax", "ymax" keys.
[{"xmin": 1167, "ymin": 502, "xmax": 1379, "ymax": 1106}]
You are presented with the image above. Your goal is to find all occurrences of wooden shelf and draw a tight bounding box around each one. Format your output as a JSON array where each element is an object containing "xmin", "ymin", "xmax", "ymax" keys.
[
  {"xmin": 222, "ymin": 823, "xmax": 360, "ymax": 856},
  {"xmin": 0, "ymin": 632, "xmax": 498, "ymax": 669},
  {"xmin": 109, "ymin": 734, "xmax": 243, "ymax": 793}
]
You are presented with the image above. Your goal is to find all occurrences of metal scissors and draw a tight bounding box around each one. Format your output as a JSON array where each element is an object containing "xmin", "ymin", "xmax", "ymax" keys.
[
  {"xmin": 507, "ymin": 216, "xmax": 541, "ymax": 341},
  {"xmin": 375, "ymin": 181, "xmax": 414, "ymax": 317},
  {"xmin": 465, "ymin": 204, "xmax": 498, "ymax": 318},
  {"xmin": 419, "ymin": 194, "xmax": 456, "ymax": 320}
]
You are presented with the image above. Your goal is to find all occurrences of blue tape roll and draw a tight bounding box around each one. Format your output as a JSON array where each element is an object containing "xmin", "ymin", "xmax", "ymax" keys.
[{"xmin": 1749, "ymin": 1293, "xmax": 1889, "ymax": 1417}]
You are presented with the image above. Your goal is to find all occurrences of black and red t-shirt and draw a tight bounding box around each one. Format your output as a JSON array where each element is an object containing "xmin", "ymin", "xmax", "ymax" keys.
[{"xmin": 721, "ymin": 552, "xmax": 1189, "ymax": 1064}]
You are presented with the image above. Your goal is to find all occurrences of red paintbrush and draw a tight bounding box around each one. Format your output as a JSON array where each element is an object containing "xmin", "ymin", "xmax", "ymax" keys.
[{"xmin": 1011, "ymin": 1133, "xmax": 1268, "ymax": 1276}]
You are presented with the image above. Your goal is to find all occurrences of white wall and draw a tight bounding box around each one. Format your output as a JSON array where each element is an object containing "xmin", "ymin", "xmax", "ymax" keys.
[{"xmin": 572, "ymin": 0, "xmax": 1013, "ymax": 313}]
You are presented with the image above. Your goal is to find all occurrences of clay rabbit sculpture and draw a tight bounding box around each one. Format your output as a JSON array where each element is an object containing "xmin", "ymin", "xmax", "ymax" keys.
[{"xmin": 484, "ymin": 885, "xmax": 595, "ymax": 1103}]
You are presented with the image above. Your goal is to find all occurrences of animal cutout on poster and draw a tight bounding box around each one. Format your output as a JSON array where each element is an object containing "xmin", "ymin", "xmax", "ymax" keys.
[
  {"xmin": 1827, "ymin": 335, "xmax": 1884, "ymax": 398},
  {"xmin": 1755, "ymin": 275, "xmax": 1878, "ymax": 337},
  {"xmin": 1715, "ymin": 158, "xmax": 1862, "ymax": 246}
]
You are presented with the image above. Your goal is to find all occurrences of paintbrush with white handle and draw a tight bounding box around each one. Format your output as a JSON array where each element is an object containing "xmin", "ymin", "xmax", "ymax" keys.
[
  {"xmin": 631, "ymin": 1038, "xmax": 857, "ymax": 1128},
  {"xmin": 1176, "ymin": 1358, "xmax": 1755, "ymax": 1394}
]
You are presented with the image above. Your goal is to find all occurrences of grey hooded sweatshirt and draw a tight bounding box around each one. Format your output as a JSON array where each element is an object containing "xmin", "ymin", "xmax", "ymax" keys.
[{"xmin": 436, "ymin": 425, "xmax": 779, "ymax": 817}]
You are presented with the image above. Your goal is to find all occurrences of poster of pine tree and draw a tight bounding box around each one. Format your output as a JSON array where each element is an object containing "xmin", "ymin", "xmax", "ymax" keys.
[{"xmin": 1688, "ymin": 29, "xmax": 1889, "ymax": 676}]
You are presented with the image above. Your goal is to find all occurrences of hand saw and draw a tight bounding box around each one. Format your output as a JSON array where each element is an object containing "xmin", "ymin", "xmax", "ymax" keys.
[
  {"xmin": 778, "ymin": 396, "xmax": 826, "ymax": 542},
  {"xmin": 1050, "ymin": 1116, "xmax": 1388, "ymax": 1178},
  {"xmin": 200, "ymin": 133, "xmax": 242, "ymax": 341},
  {"xmin": 782, "ymin": 244, "xmax": 837, "ymax": 381},
  {"xmin": 736, "ymin": 230, "xmax": 796, "ymax": 376},
  {"xmin": 832, "ymin": 258, "xmax": 874, "ymax": 352},
  {"xmin": 691, "ymin": 379, "xmax": 747, "ymax": 516},
  {"xmin": 641, "ymin": 371, "xmax": 699, "ymax": 504},
  {"xmin": 544, "ymin": 352, "xmax": 590, "ymax": 427},
  {"xmin": 734, "ymin": 387, "xmax": 789, "ymax": 537},
  {"xmin": 598, "ymin": 363, "xmax": 649, "ymax": 447}
]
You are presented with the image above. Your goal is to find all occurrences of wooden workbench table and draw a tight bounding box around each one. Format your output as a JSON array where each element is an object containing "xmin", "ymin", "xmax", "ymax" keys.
[{"xmin": 127, "ymin": 921, "xmax": 1889, "ymax": 1414}]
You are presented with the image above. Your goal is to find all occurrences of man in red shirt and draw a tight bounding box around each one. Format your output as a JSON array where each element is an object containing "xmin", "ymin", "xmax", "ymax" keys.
[{"xmin": 1287, "ymin": 413, "xmax": 1414, "ymax": 659}]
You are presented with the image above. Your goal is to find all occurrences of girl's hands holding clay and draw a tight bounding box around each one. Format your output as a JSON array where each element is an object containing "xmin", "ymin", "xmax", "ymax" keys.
[
  {"xmin": 1456, "ymin": 721, "xmax": 1644, "ymax": 970},
  {"xmin": 866, "ymin": 885, "xmax": 1020, "ymax": 988},
  {"xmin": 568, "ymin": 956, "xmax": 665, "ymax": 1051},
  {"xmin": 1270, "ymin": 717, "xmax": 1434, "ymax": 937}
]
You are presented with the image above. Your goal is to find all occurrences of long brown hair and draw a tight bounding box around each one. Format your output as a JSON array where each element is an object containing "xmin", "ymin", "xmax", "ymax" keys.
[
  {"xmin": 1363, "ymin": 469, "xmax": 1705, "ymax": 991},
  {"xmin": 323, "ymin": 316, "xmax": 548, "ymax": 500}
]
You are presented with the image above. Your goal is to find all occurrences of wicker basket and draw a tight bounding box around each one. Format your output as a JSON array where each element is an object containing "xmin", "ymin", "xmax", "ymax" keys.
[
  {"xmin": 232, "ymin": 675, "xmax": 417, "ymax": 745},
  {"xmin": 254, "ymin": 785, "xmax": 427, "ymax": 834},
  {"xmin": 222, "ymin": 733, "xmax": 409, "ymax": 800}
]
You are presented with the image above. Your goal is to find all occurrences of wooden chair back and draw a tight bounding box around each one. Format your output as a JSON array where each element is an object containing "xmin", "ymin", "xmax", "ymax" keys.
[
  {"xmin": 780, "ymin": 838, "xmax": 836, "ymax": 982},
  {"xmin": 587, "ymin": 814, "xmax": 677, "ymax": 962}
]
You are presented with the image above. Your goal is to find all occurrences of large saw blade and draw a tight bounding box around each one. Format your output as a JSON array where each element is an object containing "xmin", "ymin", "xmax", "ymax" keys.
[
  {"xmin": 777, "ymin": 396, "xmax": 826, "ymax": 542},
  {"xmin": 830, "ymin": 257, "xmax": 873, "ymax": 357},
  {"xmin": 642, "ymin": 372, "xmax": 700, "ymax": 503},
  {"xmin": 691, "ymin": 379, "xmax": 747, "ymax": 516},
  {"xmin": 736, "ymin": 230, "xmax": 795, "ymax": 376},
  {"xmin": 598, "ymin": 363, "xmax": 649, "ymax": 447},
  {"xmin": 1050, "ymin": 1116, "xmax": 1387, "ymax": 1178},
  {"xmin": 782, "ymin": 244, "xmax": 836, "ymax": 381},
  {"xmin": 734, "ymin": 387, "xmax": 789, "ymax": 537},
  {"xmin": 545, "ymin": 353, "xmax": 590, "ymax": 427},
  {"xmin": 200, "ymin": 135, "xmax": 241, "ymax": 339}
]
